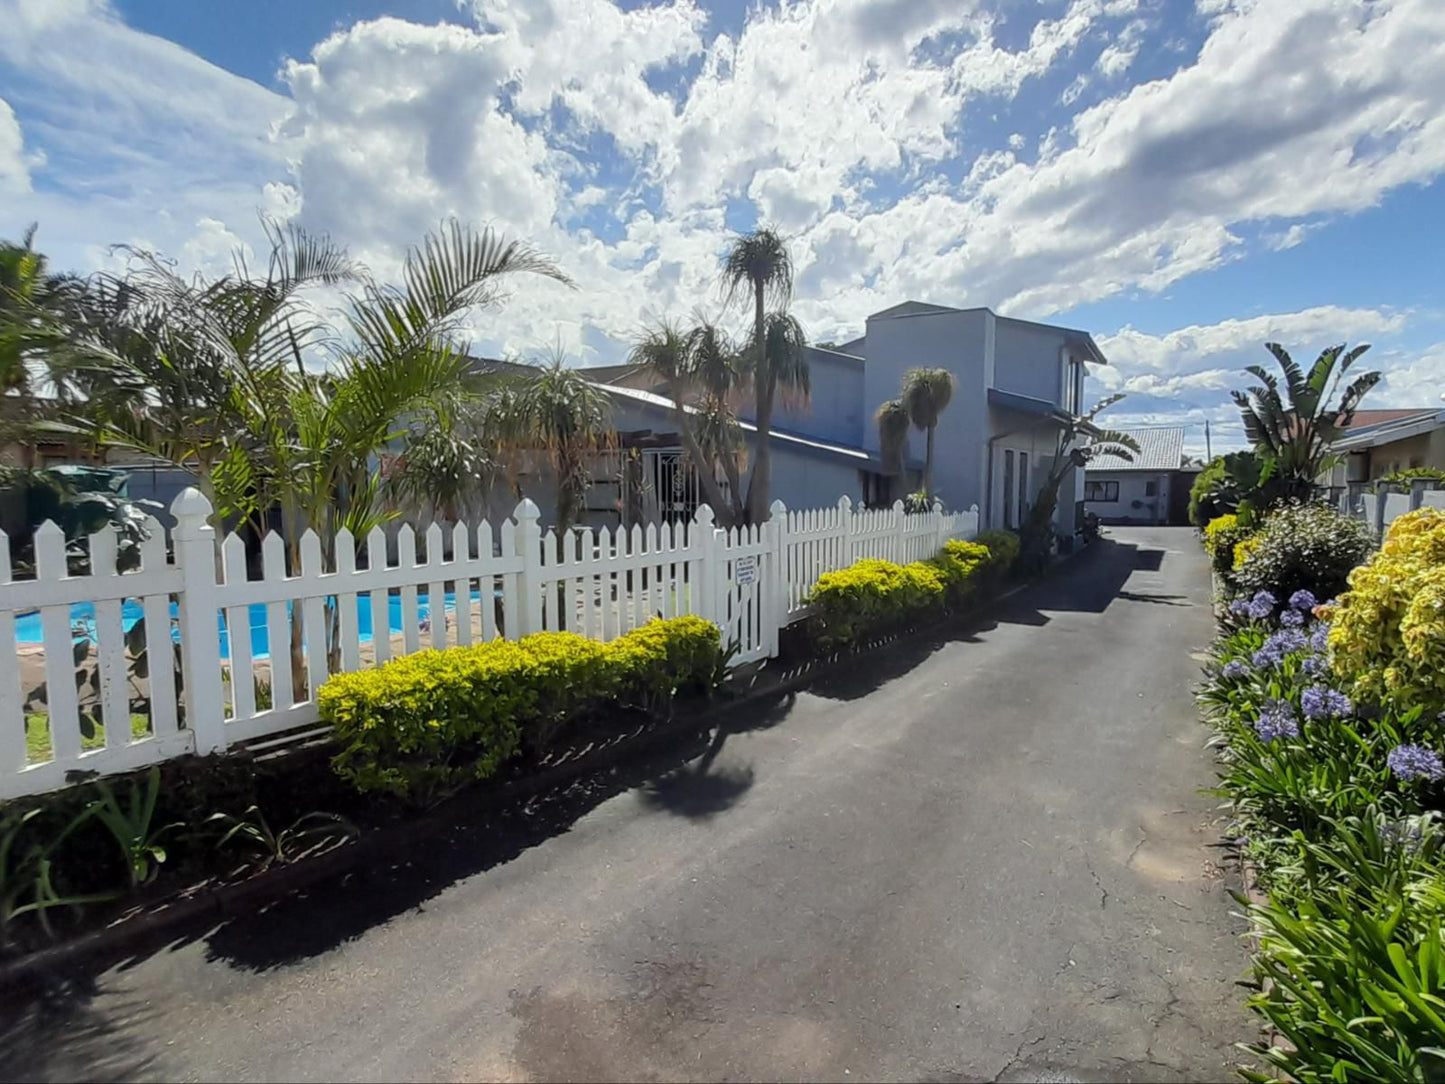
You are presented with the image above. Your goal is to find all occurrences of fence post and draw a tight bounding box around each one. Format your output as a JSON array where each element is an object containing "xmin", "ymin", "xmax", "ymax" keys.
[
  {"xmin": 933, "ymin": 499, "xmax": 946, "ymax": 552},
  {"xmin": 837, "ymin": 494, "xmax": 854, "ymax": 569},
  {"xmin": 968, "ymin": 504, "xmax": 980, "ymax": 540},
  {"xmin": 1373, "ymin": 483, "xmax": 1389, "ymax": 538},
  {"xmin": 515, "ymin": 499, "xmax": 543, "ymax": 636},
  {"xmin": 768, "ymin": 499, "xmax": 788, "ymax": 658},
  {"xmin": 172, "ymin": 488, "xmax": 228, "ymax": 756},
  {"xmin": 693, "ymin": 504, "xmax": 719, "ymax": 627},
  {"xmin": 1410, "ymin": 478, "xmax": 1429, "ymax": 511},
  {"xmin": 892, "ymin": 499, "xmax": 906, "ymax": 563}
]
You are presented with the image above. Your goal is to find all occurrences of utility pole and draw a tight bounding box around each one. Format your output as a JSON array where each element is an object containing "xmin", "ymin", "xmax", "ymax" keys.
[{"xmin": 1204, "ymin": 418, "xmax": 1212, "ymax": 461}]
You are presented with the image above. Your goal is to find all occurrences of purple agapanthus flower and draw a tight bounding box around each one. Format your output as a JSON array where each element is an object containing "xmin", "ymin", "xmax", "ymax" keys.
[
  {"xmin": 1309, "ymin": 624, "xmax": 1330, "ymax": 652},
  {"xmin": 1229, "ymin": 598, "xmax": 1252, "ymax": 619},
  {"xmin": 1301, "ymin": 685, "xmax": 1352, "ymax": 720},
  {"xmin": 1388, "ymin": 744, "xmax": 1445, "ymax": 782},
  {"xmin": 1279, "ymin": 608, "xmax": 1305, "ymax": 628},
  {"xmin": 1252, "ymin": 628, "xmax": 1308, "ymax": 669},
  {"xmin": 1254, "ymin": 699, "xmax": 1300, "ymax": 743},
  {"xmin": 1246, "ymin": 591, "xmax": 1278, "ymax": 621},
  {"xmin": 1221, "ymin": 660, "xmax": 1250, "ymax": 680},
  {"xmin": 1288, "ymin": 589, "xmax": 1319, "ymax": 612},
  {"xmin": 1301, "ymin": 654, "xmax": 1331, "ymax": 677}
]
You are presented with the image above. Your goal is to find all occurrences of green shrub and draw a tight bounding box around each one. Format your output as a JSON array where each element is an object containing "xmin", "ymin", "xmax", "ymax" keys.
[
  {"xmin": 1243, "ymin": 820, "xmax": 1445, "ymax": 1084},
  {"xmin": 807, "ymin": 540, "xmax": 998, "ymax": 649},
  {"xmin": 321, "ymin": 616, "xmax": 722, "ymax": 799},
  {"xmin": 609, "ymin": 615, "xmax": 723, "ymax": 714},
  {"xmin": 808, "ymin": 558, "xmax": 944, "ymax": 649},
  {"xmin": 1189, "ymin": 457, "xmax": 1229, "ymax": 527},
  {"xmin": 927, "ymin": 539, "xmax": 991, "ymax": 603},
  {"xmin": 973, "ymin": 529, "xmax": 1019, "ymax": 579},
  {"xmin": 1233, "ymin": 501, "xmax": 1374, "ymax": 603}
]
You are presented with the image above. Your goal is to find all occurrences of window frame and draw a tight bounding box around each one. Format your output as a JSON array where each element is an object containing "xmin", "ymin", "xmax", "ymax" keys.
[{"xmin": 1085, "ymin": 479, "xmax": 1119, "ymax": 502}]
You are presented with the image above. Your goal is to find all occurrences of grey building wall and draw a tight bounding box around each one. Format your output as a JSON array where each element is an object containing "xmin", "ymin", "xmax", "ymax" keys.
[
  {"xmin": 861, "ymin": 309, "xmax": 991, "ymax": 513},
  {"xmin": 992, "ymin": 320, "xmax": 1065, "ymax": 403},
  {"xmin": 745, "ymin": 346, "xmax": 865, "ymax": 447}
]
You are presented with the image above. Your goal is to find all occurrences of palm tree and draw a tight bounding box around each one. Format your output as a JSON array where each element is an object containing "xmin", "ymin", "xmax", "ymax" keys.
[
  {"xmin": 1231, "ymin": 342, "xmax": 1380, "ymax": 501},
  {"xmin": 496, "ymin": 358, "xmax": 615, "ymax": 535},
  {"xmin": 722, "ymin": 226, "xmax": 793, "ymax": 523},
  {"xmin": 74, "ymin": 220, "xmax": 571, "ymax": 697},
  {"xmin": 901, "ymin": 367, "xmax": 954, "ymax": 500},
  {"xmin": 875, "ymin": 398, "xmax": 911, "ymax": 505},
  {"xmin": 628, "ymin": 319, "xmax": 748, "ymax": 525}
]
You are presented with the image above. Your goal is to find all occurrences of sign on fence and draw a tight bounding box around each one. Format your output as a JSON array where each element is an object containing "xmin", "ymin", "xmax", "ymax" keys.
[{"xmin": 734, "ymin": 554, "xmax": 757, "ymax": 587}]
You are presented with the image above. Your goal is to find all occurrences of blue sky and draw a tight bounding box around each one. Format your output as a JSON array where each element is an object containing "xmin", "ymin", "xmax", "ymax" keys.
[{"xmin": 3, "ymin": 0, "xmax": 1445, "ymax": 455}]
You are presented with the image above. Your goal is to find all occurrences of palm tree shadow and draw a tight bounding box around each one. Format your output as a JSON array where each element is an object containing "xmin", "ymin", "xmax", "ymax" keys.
[{"xmin": 638, "ymin": 693, "xmax": 794, "ymax": 819}]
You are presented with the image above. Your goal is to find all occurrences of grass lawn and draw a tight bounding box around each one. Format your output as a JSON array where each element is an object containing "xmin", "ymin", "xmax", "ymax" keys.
[{"xmin": 25, "ymin": 712, "xmax": 153, "ymax": 764}]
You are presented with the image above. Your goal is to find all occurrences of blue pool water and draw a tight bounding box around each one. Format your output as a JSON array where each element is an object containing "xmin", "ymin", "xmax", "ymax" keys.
[{"xmin": 13, "ymin": 590, "xmax": 485, "ymax": 660}]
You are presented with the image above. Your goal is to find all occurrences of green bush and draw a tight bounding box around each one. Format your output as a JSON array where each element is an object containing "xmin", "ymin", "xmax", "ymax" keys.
[
  {"xmin": 1199, "ymin": 567, "xmax": 1445, "ymax": 1080},
  {"xmin": 321, "ymin": 616, "xmax": 723, "ymax": 798},
  {"xmin": 1189, "ymin": 457, "xmax": 1229, "ymax": 527},
  {"xmin": 808, "ymin": 539, "xmax": 998, "ymax": 649},
  {"xmin": 973, "ymin": 529, "xmax": 1019, "ymax": 579},
  {"xmin": 1233, "ymin": 501, "xmax": 1375, "ymax": 603}
]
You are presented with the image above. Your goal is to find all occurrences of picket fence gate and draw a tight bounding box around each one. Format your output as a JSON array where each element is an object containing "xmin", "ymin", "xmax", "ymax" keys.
[{"xmin": 0, "ymin": 491, "xmax": 977, "ymax": 799}]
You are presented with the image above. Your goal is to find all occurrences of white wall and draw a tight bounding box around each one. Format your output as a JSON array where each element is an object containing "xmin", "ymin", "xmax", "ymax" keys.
[{"xmin": 1086, "ymin": 471, "xmax": 1170, "ymax": 523}]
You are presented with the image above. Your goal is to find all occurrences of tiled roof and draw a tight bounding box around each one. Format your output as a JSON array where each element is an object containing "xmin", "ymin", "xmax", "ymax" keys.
[{"xmin": 1091, "ymin": 426, "xmax": 1185, "ymax": 472}]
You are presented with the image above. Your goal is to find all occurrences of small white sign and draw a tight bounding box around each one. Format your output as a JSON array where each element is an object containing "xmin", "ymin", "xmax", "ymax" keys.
[{"xmin": 735, "ymin": 554, "xmax": 757, "ymax": 586}]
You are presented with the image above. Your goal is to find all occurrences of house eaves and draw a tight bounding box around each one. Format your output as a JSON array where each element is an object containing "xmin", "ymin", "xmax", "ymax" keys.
[
  {"xmin": 597, "ymin": 382, "xmax": 895, "ymax": 469},
  {"xmin": 1331, "ymin": 410, "xmax": 1445, "ymax": 452}
]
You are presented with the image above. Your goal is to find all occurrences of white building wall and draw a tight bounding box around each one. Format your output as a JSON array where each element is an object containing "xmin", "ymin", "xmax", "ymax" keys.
[{"xmin": 1086, "ymin": 471, "xmax": 1171, "ymax": 524}]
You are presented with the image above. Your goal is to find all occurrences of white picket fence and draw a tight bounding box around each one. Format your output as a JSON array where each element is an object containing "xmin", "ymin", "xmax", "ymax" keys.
[
  {"xmin": 0, "ymin": 491, "xmax": 977, "ymax": 799},
  {"xmin": 1340, "ymin": 481, "xmax": 1445, "ymax": 537}
]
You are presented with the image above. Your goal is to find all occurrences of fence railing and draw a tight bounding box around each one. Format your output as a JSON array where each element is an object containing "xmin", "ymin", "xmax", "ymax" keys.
[
  {"xmin": 1340, "ymin": 480, "xmax": 1445, "ymax": 537},
  {"xmin": 0, "ymin": 492, "xmax": 977, "ymax": 799}
]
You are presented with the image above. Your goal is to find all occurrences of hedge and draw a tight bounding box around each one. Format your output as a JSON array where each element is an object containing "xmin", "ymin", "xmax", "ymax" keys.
[
  {"xmin": 807, "ymin": 536, "xmax": 999, "ymax": 650},
  {"xmin": 321, "ymin": 616, "xmax": 722, "ymax": 799}
]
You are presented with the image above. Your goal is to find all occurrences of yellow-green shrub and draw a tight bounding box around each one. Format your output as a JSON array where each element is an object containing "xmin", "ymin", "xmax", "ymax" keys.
[
  {"xmin": 608, "ymin": 615, "xmax": 722, "ymax": 715},
  {"xmin": 808, "ymin": 540, "xmax": 995, "ymax": 649},
  {"xmin": 1329, "ymin": 507, "xmax": 1445, "ymax": 709},
  {"xmin": 1232, "ymin": 533, "xmax": 1263, "ymax": 572},
  {"xmin": 321, "ymin": 616, "xmax": 723, "ymax": 798},
  {"xmin": 928, "ymin": 539, "xmax": 991, "ymax": 603},
  {"xmin": 974, "ymin": 529, "xmax": 1020, "ymax": 579},
  {"xmin": 1204, "ymin": 513, "xmax": 1254, "ymax": 579}
]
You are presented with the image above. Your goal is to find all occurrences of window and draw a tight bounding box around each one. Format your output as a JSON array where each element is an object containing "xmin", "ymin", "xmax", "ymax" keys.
[
  {"xmin": 1063, "ymin": 355, "xmax": 1083, "ymax": 414},
  {"xmin": 1017, "ymin": 451, "xmax": 1029, "ymax": 527},
  {"xmin": 1085, "ymin": 480, "xmax": 1119, "ymax": 502},
  {"xmin": 1002, "ymin": 450, "xmax": 1015, "ymax": 528},
  {"xmin": 1144, "ymin": 480, "xmax": 1157, "ymax": 497}
]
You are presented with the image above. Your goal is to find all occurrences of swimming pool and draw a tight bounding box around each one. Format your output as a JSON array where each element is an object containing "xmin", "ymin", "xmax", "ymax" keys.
[{"xmin": 12, "ymin": 590, "xmax": 487, "ymax": 660}]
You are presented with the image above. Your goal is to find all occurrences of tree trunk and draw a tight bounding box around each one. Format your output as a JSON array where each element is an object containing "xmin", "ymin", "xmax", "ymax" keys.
[
  {"xmin": 666, "ymin": 379, "xmax": 738, "ymax": 528},
  {"xmin": 923, "ymin": 425, "xmax": 935, "ymax": 499},
  {"xmin": 744, "ymin": 284, "xmax": 772, "ymax": 524}
]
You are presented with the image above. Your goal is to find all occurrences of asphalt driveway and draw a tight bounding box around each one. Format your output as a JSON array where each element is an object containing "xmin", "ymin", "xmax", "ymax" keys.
[{"xmin": 1, "ymin": 526, "xmax": 1254, "ymax": 1083}]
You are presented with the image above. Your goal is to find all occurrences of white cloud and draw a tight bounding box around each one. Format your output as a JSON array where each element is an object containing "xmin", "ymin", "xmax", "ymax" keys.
[{"xmin": 0, "ymin": 98, "xmax": 31, "ymax": 194}]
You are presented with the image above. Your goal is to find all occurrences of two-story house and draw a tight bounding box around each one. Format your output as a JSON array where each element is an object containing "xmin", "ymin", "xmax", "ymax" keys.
[{"xmin": 581, "ymin": 300, "xmax": 1110, "ymax": 536}]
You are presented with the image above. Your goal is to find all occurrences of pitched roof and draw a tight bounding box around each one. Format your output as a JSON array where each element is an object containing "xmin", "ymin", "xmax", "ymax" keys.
[
  {"xmin": 1340, "ymin": 408, "xmax": 1437, "ymax": 430},
  {"xmin": 1090, "ymin": 426, "xmax": 1186, "ymax": 472}
]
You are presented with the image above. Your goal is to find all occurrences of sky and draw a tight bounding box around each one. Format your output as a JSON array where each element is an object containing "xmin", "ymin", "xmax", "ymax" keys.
[{"xmin": 2, "ymin": 0, "xmax": 1444, "ymax": 456}]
